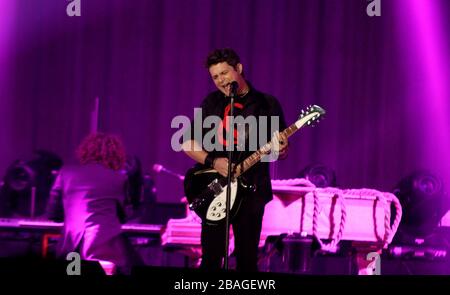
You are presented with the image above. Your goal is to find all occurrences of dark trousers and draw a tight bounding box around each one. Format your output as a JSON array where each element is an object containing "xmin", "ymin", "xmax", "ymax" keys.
[{"xmin": 200, "ymin": 195, "xmax": 266, "ymax": 272}]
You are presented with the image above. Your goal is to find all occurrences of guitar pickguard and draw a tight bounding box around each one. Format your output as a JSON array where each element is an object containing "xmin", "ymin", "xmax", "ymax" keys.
[{"xmin": 206, "ymin": 180, "xmax": 238, "ymax": 221}]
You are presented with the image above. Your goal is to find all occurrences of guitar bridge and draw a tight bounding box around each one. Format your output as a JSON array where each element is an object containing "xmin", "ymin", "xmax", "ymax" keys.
[{"xmin": 208, "ymin": 179, "xmax": 223, "ymax": 194}]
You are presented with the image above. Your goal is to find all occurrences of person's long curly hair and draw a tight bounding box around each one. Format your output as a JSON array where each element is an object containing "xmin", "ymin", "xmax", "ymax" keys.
[{"xmin": 76, "ymin": 133, "xmax": 126, "ymax": 171}]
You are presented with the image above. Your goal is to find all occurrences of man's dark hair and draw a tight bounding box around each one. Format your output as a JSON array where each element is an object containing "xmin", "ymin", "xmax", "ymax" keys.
[{"xmin": 205, "ymin": 48, "xmax": 241, "ymax": 69}]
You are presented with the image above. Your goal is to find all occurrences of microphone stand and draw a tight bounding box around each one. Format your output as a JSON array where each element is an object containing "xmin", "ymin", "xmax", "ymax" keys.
[{"xmin": 223, "ymin": 87, "xmax": 236, "ymax": 270}]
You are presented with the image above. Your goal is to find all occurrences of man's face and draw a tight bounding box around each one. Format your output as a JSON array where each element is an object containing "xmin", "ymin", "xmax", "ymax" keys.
[{"xmin": 208, "ymin": 62, "xmax": 243, "ymax": 96}]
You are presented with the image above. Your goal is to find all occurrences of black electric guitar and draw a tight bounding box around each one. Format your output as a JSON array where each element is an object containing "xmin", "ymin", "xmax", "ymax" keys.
[{"xmin": 184, "ymin": 105, "xmax": 326, "ymax": 224}]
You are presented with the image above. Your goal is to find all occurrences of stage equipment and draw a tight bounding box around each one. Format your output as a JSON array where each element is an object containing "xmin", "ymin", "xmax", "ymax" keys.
[
  {"xmin": 0, "ymin": 150, "xmax": 62, "ymax": 218},
  {"xmin": 297, "ymin": 163, "xmax": 337, "ymax": 188},
  {"xmin": 393, "ymin": 170, "xmax": 448, "ymax": 239}
]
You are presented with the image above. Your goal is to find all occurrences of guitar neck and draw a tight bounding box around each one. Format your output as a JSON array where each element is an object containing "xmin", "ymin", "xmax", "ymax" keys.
[{"xmin": 234, "ymin": 122, "xmax": 299, "ymax": 178}]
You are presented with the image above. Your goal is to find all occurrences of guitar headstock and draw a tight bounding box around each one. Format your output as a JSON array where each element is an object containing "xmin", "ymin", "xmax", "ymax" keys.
[{"xmin": 296, "ymin": 104, "xmax": 326, "ymax": 128}]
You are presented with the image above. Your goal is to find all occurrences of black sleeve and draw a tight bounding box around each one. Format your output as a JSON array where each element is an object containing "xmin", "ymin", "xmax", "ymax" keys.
[
  {"xmin": 264, "ymin": 95, "xmax": 287, "ymax": 136},
  {"xmin": 272, "ymin": 97, "xmax": 287, "ymax": 131}
]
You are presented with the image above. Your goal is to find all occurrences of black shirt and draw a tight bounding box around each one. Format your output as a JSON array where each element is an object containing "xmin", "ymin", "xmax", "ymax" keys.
[{"xmin": 186, "ymin": 83, "xmax": 287, "ymax": 203}]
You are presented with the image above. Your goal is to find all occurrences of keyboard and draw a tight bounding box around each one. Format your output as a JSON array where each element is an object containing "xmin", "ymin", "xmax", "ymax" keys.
[{"xmin": 0, "ymin": 218, "xmax": 162, "ymax": 234}]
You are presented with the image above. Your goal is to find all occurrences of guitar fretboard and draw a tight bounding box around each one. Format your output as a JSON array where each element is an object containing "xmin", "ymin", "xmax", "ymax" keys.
[
  {"xmin": 231, "ymin": 106, "xmax": 324, "ymax": 178},
  {"xmin": 234, "ymin": 122, "xmax": 299, "ymax": 178}
]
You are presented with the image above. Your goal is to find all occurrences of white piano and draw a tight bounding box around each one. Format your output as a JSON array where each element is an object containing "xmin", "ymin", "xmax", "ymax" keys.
[{"xmin": 161, "ymin": 178, "xmax": 403, "ymax": 273}]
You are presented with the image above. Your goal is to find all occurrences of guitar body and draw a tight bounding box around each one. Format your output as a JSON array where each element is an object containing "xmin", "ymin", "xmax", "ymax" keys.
[
  {"xmin": 184, "ymin": 165, "xmax": 249, "ymax": 224},
  {"xmin": 183, "ymin": 105, "xmax": 326, "ymax": 224}
]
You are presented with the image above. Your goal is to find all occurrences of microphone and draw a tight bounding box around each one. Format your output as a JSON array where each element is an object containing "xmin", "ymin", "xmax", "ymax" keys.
[
  {"xmin": 152, "ymin": 164, "xmax": 165, "ymax": 173},
  {"xmin": 152, "ymin": 164, "xmax": 184, "ymax": 181},
  {"xmin": 229, "ymin": 81, "xmax": 239, "ymax": 97}
]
